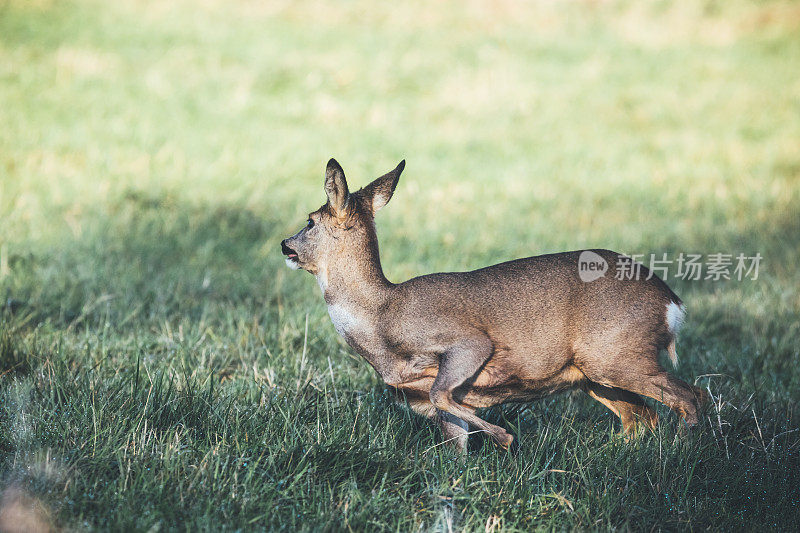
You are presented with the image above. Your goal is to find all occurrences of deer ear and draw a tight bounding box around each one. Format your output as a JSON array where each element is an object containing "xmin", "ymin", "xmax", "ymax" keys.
[
  {"xmin": 324, "ymin": 158, "xmax": 349, "ymax": 216},
  {"xmin": 361, "ymin": 160, "xmax": 405, "ymax": 214}
]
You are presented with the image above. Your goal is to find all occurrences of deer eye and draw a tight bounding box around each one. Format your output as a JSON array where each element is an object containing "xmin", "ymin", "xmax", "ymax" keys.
[{"xmin": 307, "ymin": 218, "xmax": 314, "ymax": 228}]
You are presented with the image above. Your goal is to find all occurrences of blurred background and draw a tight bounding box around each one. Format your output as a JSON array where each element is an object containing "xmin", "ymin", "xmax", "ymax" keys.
[
  {"xmin": 1, "ymin": 0, "xmax": 799, "ymax": 530},
  {"xmin": 2, "ymin": 0, "xmax": 798, "ymax": 381}
]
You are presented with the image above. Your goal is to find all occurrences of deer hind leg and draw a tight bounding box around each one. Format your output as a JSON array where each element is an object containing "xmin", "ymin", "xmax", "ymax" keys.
[
  {"xmin": 581, "ymin": 350, "xmax": 703, "ymax": 425},
  {"xmin": 640, "ymin": 372, "xmax": 705, "ymax": 425},
  {"xmin": 429, "ymin": 337, "xmax": 515, "ymax": 448},
  {"xmin": 583, "ymin": 382, "xmax": 658, "ymax": 434}
]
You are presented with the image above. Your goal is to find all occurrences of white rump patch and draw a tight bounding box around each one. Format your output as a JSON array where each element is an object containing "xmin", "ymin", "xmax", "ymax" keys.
[
  {"xmin": 665, "ymin": 301, "xmax": 686, "ymax": 334},
  {"xmin": 285, "ymin": 257, "xmax": 300, "ymax": 270}
]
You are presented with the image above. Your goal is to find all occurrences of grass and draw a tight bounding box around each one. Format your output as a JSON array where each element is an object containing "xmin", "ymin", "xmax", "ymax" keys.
[{"xmin": 1, "ymin": 0, "xmax": 799, "ymax": 530}]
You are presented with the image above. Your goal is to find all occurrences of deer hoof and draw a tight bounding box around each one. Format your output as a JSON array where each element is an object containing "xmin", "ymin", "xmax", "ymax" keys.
[{"xmin": 495, "ymin": 431, "xmax": 515, "ymax": 451}]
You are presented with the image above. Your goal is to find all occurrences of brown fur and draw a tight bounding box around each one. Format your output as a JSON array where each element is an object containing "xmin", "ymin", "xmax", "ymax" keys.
[{"xmin": 281, "ymin": 159, "xmax": 705, "ymax": 452}]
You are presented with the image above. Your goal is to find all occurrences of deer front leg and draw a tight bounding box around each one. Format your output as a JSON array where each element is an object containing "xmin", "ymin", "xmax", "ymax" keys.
[
  {"xmin": 436, "ymin": 410, "xmax": 469, "ymax": 453},
  {"xmin": 429, "ymin": 337, "xmax": 514, "ymax": 449},
  {"xmin": 403, "ymin": 394, "xmax": 468, "ymax": 452}
]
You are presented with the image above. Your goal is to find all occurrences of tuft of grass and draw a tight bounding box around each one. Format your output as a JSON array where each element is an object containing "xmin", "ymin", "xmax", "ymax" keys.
[{"xmin": 1, "ymin": 0, "xmax": 799, "ymax": 530}]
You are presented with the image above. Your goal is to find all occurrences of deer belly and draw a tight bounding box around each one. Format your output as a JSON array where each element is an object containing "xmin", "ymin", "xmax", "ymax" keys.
[{"xmin": 463, "ymin": 363, "xmax": 585, "ymax": 407}]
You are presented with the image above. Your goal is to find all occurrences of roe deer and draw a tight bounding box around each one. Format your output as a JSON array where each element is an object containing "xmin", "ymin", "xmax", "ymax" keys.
[{"xmin": 281, "ymin": 159, "xmax": 706, "ymax": 452}]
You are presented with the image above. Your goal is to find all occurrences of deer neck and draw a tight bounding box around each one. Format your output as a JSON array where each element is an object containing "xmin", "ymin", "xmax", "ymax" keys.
[{"xmin": 316, "ymin": 232, "xmax": 392, "ymax": 310}]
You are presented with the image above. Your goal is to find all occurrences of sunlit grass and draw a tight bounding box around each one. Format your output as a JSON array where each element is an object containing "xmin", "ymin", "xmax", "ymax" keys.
[{"xmin": 1, "ymin": 0, "xmax": 799, "ymax": 530}]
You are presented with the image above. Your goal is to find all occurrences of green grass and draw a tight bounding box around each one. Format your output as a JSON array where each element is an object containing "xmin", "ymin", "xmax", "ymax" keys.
[{"xmin": 1, "ymin": 0, "xmax": 800, "ymax": 530}]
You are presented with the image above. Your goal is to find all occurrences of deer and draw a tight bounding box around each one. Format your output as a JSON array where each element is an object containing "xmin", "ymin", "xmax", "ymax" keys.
[{"xmin": 281, "ymin": 158, "xmax": 707, "ymax": 452}]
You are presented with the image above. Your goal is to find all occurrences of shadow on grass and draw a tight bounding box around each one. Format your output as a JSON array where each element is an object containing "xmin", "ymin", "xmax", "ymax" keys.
[
  {"xmin": 2, "ymin": 190, "xmax": 289, "ymax": 331},
  {"xmin": 0, "ymin": 188, "xmax": 799, "ymax": 530}
]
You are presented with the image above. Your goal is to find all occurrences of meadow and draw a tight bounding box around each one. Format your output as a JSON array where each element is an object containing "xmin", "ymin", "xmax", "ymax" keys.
[{"xmin": 1, "ymin": 0, "xmax": 799, "ymax": 530}]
